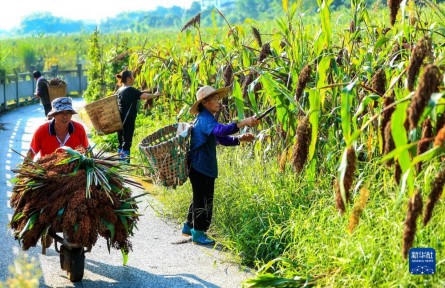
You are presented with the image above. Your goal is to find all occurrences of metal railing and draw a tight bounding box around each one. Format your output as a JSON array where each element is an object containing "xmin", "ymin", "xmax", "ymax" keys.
[{"xmin": 0, "ymin": 64, "xmax": 87, "ymax": 111}]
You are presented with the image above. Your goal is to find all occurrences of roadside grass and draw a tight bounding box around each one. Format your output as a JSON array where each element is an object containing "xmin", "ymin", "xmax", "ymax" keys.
[
  {"xmin": 148, "ymin": 143, "xmax": 445, "ymax": 287},
  {"xmin": 0, "ymin": 253, "xmax": 41, "ymax": 288}
]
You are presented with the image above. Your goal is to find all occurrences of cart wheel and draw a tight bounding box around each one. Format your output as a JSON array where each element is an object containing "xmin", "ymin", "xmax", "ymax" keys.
[
  {"xmin": 59, "ymin": 246, "xmax": 66, "ymax": 270},
  {"xmin": 66, "ymin": 248, "xmax": 85, "ymax": 282},
  {"xmin": 60, "ymin": 245, "xmax": 72, "ymax": 271}
]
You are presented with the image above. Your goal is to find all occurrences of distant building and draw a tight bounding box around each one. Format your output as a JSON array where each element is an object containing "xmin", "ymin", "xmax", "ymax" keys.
[{"xmin": 200, "ymin": 0, "xmax": 236, "ymax": 10}]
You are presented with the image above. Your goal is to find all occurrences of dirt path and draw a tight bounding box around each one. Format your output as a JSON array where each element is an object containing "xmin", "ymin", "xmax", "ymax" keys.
[{"xmin": 0, "ymin": 99, "xmax": 252, "ymax": 287}]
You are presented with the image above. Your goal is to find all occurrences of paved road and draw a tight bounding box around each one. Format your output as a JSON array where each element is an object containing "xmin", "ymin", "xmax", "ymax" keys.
[{"xmin": 0, "ymin": 99, "xmax": 252, "ymax": 287}]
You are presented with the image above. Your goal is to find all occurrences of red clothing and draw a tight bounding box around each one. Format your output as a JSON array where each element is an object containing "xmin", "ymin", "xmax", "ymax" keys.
[{"xmin": 30, "ymin": 119, "xmax": 89, "ymax": 157}]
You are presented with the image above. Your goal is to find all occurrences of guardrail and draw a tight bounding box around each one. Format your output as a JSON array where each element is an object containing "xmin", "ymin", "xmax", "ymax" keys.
[{"xmin": 0, "ymin": 64, "xmax": 87, "ymax": 111}]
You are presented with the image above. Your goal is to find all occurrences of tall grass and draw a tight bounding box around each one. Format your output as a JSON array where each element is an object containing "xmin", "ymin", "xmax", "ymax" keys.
[{"xmin": 150, "ymin": 141, "xmax": 445, "ymax": 286}]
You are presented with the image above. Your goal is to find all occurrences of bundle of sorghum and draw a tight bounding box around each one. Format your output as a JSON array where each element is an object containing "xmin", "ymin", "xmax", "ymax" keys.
[
  {"xmin": 48, "ymin": 77, "xmax": 67, "ymax": 87},
  {"xmin": 9, "ymin": 147, "xmax": 145, "ymax": 260}
]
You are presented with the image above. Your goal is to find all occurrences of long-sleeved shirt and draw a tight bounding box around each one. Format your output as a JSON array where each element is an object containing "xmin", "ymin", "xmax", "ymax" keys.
[
  {"xmin": 213, "ymin": 122, "xmax": 240, "ymax": 146},
  {"xmin": 188, "ymin": 108, "xmax": 240, "ymax": 178}
]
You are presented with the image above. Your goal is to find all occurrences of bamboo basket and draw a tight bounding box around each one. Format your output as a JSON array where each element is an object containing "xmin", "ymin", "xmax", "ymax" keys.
[
  {"xmin": 139, "ymin": 123, "xmax": 193, "ymax": 187},
  {"xmin": 84, "ymin": 95, "xmax": 123, "ymax": 135},
  {"xmin": 48, "ymin": 83, "xmax": 67, "ymax": 102}
]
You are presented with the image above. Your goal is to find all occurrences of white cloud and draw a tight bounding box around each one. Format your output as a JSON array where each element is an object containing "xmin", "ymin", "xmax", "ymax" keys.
[{"xmin": 0, "ymin": 0, "xmax": 195, "ymax": 30}]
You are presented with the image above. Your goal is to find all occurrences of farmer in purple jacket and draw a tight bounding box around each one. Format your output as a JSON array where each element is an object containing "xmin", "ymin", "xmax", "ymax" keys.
[{"xmin": 182, "ymin": 85, "xmax": 260, "ymax": 245}]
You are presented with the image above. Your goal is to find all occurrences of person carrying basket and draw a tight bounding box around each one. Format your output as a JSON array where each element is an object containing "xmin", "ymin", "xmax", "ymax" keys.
[
  {"xmin": 115, "ymin": 70, "xmax": 160, "ymax": 162},
  {"xmin": 182, "ymin": 85, "xmax": 260, "ymax": 245},
  {"xmin": 33, "ymin": 70, "xmax": 51, "ymax": 117}
]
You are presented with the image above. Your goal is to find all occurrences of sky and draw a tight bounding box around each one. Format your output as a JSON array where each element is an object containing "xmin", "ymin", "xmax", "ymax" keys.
[{"xmin": 0, "ymin": 0, "xmax": 195, "ymax": 31}]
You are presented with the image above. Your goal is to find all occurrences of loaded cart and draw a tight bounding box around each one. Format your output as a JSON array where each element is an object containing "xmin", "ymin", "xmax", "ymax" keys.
[{"xmin": 9, "ymin": 147, "xmax": 145, "ymax": 282}]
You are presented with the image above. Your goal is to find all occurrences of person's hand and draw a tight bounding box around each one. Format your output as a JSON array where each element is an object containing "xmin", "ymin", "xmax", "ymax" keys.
[
  {"xmin": 244, "ymin": 116, "xmax": 260, "ymax": 127},
  {"xmin": 239, "ymin": 133, "xmax": 255, "ymax": 143},
  {"xmin": 23, "ymin": 156, "xmax": 33, "ymax": 165},
  {"xmin": 236, "ymin": 116, "xmax": 260, "ymax": 129}
]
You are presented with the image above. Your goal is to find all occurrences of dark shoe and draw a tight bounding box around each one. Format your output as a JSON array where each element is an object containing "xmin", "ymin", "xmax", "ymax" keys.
[
  {"xmin": 191, "ymin": 229, "xmax": 215, "ymax": 245},
  {"xmin": 182, "ymin": 222, "xmax": 192, "ymax": 236}
]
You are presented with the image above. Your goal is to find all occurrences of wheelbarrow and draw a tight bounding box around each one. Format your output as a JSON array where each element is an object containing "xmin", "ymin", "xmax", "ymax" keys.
[{"xmin": 42, "ymin": 232, "xmax": 92, "ymax": 282}]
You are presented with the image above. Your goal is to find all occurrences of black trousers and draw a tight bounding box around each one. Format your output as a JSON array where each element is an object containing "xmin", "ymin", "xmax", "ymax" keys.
[
  {"xmin": 43, "ymin": 103, "xmax": 52, "ymax": 116},
  {"xmin": 117, "ymin": 120, "xmax": 135, "ymax": 151},
  {"xmin": 186, "ymin": 167, "xmax": 215, "ymax": 231}
]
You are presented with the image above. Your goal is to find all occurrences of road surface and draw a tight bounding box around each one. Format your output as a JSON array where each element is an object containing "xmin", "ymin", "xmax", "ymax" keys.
[{"xmin": 0, "ymin": 99, "xmax": 252, "ymax": 287}]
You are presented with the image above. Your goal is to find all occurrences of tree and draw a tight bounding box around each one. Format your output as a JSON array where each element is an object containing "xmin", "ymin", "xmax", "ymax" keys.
[
  {"xmin": 18, "ymin": 44, "xmax": 36, "ymax": 72},
  {"xmin": 83, "ymin": 28, "xmax": 105, "ymax": 103}
]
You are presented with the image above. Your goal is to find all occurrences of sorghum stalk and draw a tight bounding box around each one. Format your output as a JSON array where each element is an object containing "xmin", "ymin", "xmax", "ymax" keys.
[
  {"xmin": 291, "ymin": 116, "xmax": 311, "ymax": 173},
  {"xmin": 295, "ymin": 65, "xmax": 312, "ymax": 101},
  {"xmin": 407, "ymin": 64, "xmax": 441, "ymax": 130},
  {"xmin": 402, "ymin": 190, "xmax": 423, "ymax": 259},
  {"xmin": 423, "ymin": 168, "xmax": 445, "ymax": 226}
]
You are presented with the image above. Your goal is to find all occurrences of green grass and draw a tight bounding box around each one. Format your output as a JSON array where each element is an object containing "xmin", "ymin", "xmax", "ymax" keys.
[{"xmin": 146, "ymin": 142, "xmax": 445, "ymax": 287}]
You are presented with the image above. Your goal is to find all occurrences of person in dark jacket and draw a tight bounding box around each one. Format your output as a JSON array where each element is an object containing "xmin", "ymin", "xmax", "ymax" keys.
[
  {"xmin": 182, "ymin": 85, "xmax": 260, "ymax": 245},
  {"xmin": 33, "ymin": 70, "xmax": 51, "ymax": 116},
  {"xmin": 115, "ymin": 70, "xmax": 160, "ymax": 162}
]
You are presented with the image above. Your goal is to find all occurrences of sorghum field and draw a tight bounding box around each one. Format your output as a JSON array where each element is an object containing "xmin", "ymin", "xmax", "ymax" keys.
[
  {"xmin": 6, "ymin": 0, "xmax": 445, "ymax": 286},
  {"xmin": 126, "ymin": 1, "xmax": 445, "ymax": 286}
]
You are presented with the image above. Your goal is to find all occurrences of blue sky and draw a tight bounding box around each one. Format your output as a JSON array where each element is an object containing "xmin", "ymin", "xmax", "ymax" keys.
[{"xmin": 1, "ymin": 0, "xmax": 195, "ymax": 30}]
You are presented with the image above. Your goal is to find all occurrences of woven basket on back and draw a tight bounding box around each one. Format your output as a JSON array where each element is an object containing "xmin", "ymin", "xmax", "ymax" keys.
[
  {"xmin": 48, "ymin": 83, "xmax": 67, "ymax": 102},
  {"xmin": 84, "ymin": 95, "xmax": 123, "ymax": 135},
  {"xmin": 139, "ymin": 123, "xmax": 193, "ymax": 187}
]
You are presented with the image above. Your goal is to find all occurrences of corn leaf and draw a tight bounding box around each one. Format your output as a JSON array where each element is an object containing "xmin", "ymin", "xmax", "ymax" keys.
[
  {"xmin": 380, "ymin": 142, "xmax": 418, "ymax": 163},
  {"xmin": 86, "ymin": 166, "xmax": 93, "ymax": 198},
  {"xmin": 118, "ymin": 215, "xmax": 129, "ymax": 233},
  {"xmin": 19, "ymin": 213, "xmax": 38, "ymax": 239},
  {"xmin": 114, "ymin": 209, "xmax": 137, "ymax": 214},
  {"xmin": 341, "ymin": 80, "xmax": 356, "ymax": 144},
  {"xmin": 233, "ymin": 80, "xmax": 245, "ymax": 120},
  {"xmin": 101, "ymin": 219, "xmax": 115, "ymax": 242},
  {"xmin": 319, "ymin": 0, "xmax": 333, "ymax": 50},
  {"xmin": 248, "ymin": 78, "xmax": 259, "ymax": 114},
  {"xmin": 337, "ymin": 147, "xmax": 349, "ymax": 207},
  {"xmin": 352, "ymin": 95, "xmax": 380, "ymax": 130},
  {"xmin": 374, "ymin": 36, "xmax": 389, "ymax": 52},
  {"xmin": 316, "ymin": 56, "xmax": 332, "ymax": 110},
  {"xmin": 410, "ymin": 146, "xmax": 441, "ymax": 168},
  {"xmin": 418, "ymin": 92, "xmax": 445, "ymax": 127},
  {"xmin": 121, "ymin": 248, "xmax": 129, "ymax": 266},
  {"xmin": 391, "ymin": 100, "xmax": 414, "ymax": 193},
  {"xmin": 12, "ymin": 212, "xmax": 24, "ymax": 222}
]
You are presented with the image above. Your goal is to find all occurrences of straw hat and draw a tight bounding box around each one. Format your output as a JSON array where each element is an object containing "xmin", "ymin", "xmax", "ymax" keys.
[{"xmin": 190, "ymin": 86, "xmax": 230, "ymax": 115}]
